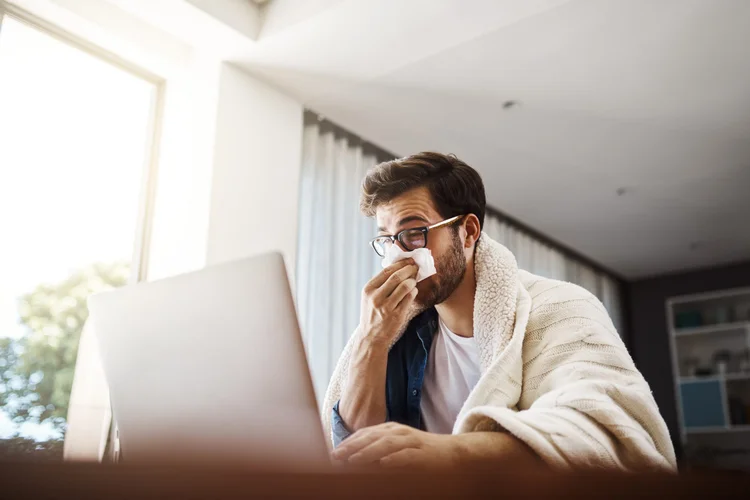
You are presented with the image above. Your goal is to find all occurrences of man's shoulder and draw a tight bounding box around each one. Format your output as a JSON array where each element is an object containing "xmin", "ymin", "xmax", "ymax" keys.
[
  {"xmin": 518, "ymin": 269, "xmax": 599, "ymax": 304},
  {"xmin": 517, "ymin": 270, "xmax": 617, "ymax": 337}
]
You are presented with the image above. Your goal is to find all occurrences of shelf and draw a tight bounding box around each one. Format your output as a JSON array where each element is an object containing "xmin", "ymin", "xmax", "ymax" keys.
[
  {"xmin": 680, "ymin": 373, "xmax": 750, "ymax": 384},
  {"xmin": 673, "ymin": 321, "xmax": 750, "ymax": 337},
  {"xmin": 726, "ymin": 373, "xmax": 750, "ymax": 382},
  {"xmin": 668, "ymin": 287, "xmax": 750, "ymax": 452},
  {"xmin": 687, "ymin": 425, "xmax": 750, "ymax": 435},
  {"xmin": 680, "ymin": 375, "xmax": 722, "ymax": 384},
  {"xmin": 668, "ymin": 287, "xmax": 750, "ymax": 306}
]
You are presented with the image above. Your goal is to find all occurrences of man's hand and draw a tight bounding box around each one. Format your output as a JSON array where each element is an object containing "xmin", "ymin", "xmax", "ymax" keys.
[
  {"xmin": 332, "ymin": 422, "xmax": 458, "ymax": 469},
  {"xmin": 358, "ymin": 259, "xmax": 419, "ymax": 348},
  {"xmin": 332, "ymin": 423, "xmax": 544, "ymax": 470},
  {"xmin": 337, "ymin": 260, "xmax": 420, "ymax": 432}
]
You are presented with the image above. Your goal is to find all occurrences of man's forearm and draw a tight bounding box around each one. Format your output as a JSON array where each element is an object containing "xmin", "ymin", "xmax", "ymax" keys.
[
  {"xmin": 332, "ymin": 423, "xmax": 545, "ymax": 469},
  {"xmin": 453, "ymin": 432, "xmax": 542, "ymax": 468},
  {"xmin": 338, "ymin": 332, "xmax": 390, "ymax": 431}
]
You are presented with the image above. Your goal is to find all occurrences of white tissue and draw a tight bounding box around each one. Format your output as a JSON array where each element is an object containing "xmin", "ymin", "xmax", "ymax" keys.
[{"xmin": 381, "ymin": 245, "xmax": 437, "ymax": 282}]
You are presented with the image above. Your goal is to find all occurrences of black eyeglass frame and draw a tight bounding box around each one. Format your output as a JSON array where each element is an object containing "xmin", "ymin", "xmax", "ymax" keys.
[{"xmin": 369, "ymin": 215, "xmax": 464, "ymax": 257}]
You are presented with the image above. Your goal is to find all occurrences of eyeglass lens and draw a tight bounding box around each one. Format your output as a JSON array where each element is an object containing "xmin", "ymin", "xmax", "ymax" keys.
[{"xmin": 373, "ymin": 229, "xmax": 427, "ymax": 257}]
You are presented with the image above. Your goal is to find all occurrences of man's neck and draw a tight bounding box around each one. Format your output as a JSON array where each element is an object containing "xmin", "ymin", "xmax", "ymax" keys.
[{"xmin": 434, "ymin": 260, "xmax": 476, "ymax": 338}]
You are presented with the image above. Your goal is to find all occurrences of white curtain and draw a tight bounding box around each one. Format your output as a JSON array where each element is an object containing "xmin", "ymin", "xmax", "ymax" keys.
[
  {"xmin": 296, "ymin": 121, "xmax": 381, "ymax": 402},
  {"xmin": 484, "ymin": 214, "xmax": 624, "ymax": 334}
]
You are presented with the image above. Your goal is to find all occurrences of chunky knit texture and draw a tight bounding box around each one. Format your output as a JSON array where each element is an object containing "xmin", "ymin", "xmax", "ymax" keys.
[{"xmin": 321, "ymin": 234, "xmax": 676, "ymax": 471}]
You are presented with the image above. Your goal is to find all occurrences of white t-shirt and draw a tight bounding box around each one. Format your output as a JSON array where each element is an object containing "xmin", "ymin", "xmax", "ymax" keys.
[{"xmin": 420, "ymin": 318, "xmax": 481, "ymax": 434}]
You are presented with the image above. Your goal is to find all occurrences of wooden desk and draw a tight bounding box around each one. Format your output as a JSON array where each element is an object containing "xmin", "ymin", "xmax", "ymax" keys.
[{"xmin": 1, "ymin": 461, "xmax": 749, "ymax": 499}]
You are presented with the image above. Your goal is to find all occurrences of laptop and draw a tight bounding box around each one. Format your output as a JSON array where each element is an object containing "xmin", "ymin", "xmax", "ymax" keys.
[{"xmin": 88, "ymin": 252, "xmax": 329, "ymax": 470}]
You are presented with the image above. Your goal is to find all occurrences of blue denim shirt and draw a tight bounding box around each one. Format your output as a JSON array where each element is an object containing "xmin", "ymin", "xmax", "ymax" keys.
[{"xmin": 331, "ymin": 308, "xmax": 439, "ymax": 447}]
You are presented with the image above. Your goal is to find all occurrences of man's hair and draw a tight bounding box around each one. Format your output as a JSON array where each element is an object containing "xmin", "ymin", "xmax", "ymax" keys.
[{"xmin": 360, "ymin": 152, "xmax": 486, "ymax": 229}]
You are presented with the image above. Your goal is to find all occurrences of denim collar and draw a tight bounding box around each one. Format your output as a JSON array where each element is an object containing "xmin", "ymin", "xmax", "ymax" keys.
[{"xmin": 411, "ymin": 307, "xmax": 439, "ymax": 344}]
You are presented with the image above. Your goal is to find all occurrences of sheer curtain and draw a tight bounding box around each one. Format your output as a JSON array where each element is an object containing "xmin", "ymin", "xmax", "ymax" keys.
[
  {"xmin": 296, "ymin": 118, "xmax": 382, "ymax": 401},
  {"xmin": 297, "ymin": 117, "xmax": 626, "ymax": 398},
  {"xmin": 484, "ymin": 214, "xmax": 624, "ymax": 334}
]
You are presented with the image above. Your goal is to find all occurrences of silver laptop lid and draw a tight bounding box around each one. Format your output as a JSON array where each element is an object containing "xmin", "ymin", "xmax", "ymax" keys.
[{"xmin": 88, "ymin": 252, "xmax": 328, "ymax": 469}]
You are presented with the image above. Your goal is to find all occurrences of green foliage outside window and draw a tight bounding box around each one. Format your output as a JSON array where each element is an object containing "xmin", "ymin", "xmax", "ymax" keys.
[{"xmin": 0, "ymin": 262, "xmax": 129, "ymax": 459}]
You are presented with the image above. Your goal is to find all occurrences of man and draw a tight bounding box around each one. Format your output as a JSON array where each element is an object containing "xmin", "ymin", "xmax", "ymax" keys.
[{"xmin": 322, "ymin": 152, "xmax": 676, "ymax": 471}]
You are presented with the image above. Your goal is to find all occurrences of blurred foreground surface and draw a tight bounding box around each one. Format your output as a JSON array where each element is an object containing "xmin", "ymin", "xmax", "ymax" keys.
[{"xmin": 1, "ymin": 461, "xmax": 749, "ymax": 499}]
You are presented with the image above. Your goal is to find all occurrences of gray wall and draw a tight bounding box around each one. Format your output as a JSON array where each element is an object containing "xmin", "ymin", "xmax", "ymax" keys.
[{"xmin": 627, "ymin": 261, "xmax": 750, "ymax": 459}]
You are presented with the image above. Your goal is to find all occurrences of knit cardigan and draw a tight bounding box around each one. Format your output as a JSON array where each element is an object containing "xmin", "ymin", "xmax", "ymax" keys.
[{"xmin": 321, "ymin": 234, "xmax": 677, "ymax": 471}]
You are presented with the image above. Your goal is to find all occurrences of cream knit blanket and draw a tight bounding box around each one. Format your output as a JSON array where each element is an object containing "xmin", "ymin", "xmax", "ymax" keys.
[{"xmin": 321, "ymin": 233, "xmax": 676, "ymax": 471}]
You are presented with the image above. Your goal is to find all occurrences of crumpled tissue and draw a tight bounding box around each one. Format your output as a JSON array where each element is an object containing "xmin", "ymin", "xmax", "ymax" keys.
[{"xmin": 381, "ymin": 245, "xmax": 436, "ymax": 282}]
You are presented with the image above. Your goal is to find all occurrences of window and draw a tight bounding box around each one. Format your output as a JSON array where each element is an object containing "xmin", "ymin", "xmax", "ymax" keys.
[{"xmin": 0, "ymin": 9, "xmax": 161, "ymax": 461}]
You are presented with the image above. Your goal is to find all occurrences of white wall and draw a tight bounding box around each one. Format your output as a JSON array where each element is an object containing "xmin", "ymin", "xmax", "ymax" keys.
[
  {"xmin": 205, "ymin": 63, "xmax": 303, "ymax": 281},
  {"xmin": 146, "ymin": 56, "xmax": 220, "ymax": 281}
]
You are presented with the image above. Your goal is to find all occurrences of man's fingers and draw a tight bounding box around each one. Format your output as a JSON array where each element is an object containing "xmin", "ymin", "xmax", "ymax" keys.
[
  {"xmin": 365, "ymin": 259, "xmax": 414, "ymax": 291},
  {"xmin": 378, "ymin": 264, "xmax": 418, "ymax": 298},
  {"xmin": 332, "ymin": 423, "xmax": 407, "ymax": 461},
  {"xmin": 396, "ymin": 287, "xmax": 419, "ymax": 311},
  {"xmin": 332, "ymin": 427, "xmax": 385, "ymax": 461},
  {"xmin": 332, "ymin": 433, "xmax": 374, "ymax": 460},
  {"xmin": 386, "ymin": 278, "xmax": 417, "ymax": 307}
]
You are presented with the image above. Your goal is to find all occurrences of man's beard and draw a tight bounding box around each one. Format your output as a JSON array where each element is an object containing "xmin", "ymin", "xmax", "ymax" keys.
[{"xmin": 413, "ymin": 230, "xmax": 467, "ymax": 312}]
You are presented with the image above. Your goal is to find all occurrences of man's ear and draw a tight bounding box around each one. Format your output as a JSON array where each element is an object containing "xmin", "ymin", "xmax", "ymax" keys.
[{"xmin": 463, "ymin": 214, "xmax": 481, "ymax": 249}]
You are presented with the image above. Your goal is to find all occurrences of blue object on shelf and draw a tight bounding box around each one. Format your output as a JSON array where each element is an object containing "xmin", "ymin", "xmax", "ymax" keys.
[{"xmin": 680, "ymin": 379, "xmax": 726, "ymax": 428}]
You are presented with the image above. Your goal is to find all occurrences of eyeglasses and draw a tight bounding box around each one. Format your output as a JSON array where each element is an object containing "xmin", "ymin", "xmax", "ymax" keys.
[{"xmin": 370, "ymin": 215, "xmax": 464, "ymax": 258}]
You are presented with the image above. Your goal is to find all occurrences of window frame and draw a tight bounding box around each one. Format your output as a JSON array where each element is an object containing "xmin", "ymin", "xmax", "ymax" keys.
[{"xmin": 0, "ymin": 0, "xmax": 166, "ymax": 460}]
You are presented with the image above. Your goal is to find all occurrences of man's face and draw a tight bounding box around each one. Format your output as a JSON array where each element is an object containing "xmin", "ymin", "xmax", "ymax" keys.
[{"xmin": 375, "ymin": 186, "xmax": 467, "ymax": 311}]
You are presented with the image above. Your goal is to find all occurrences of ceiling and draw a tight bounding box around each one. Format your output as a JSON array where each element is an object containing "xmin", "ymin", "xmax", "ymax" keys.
[{"xmin": 108, "ymin": 0, "xmax": 750, "ymax": 279}]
